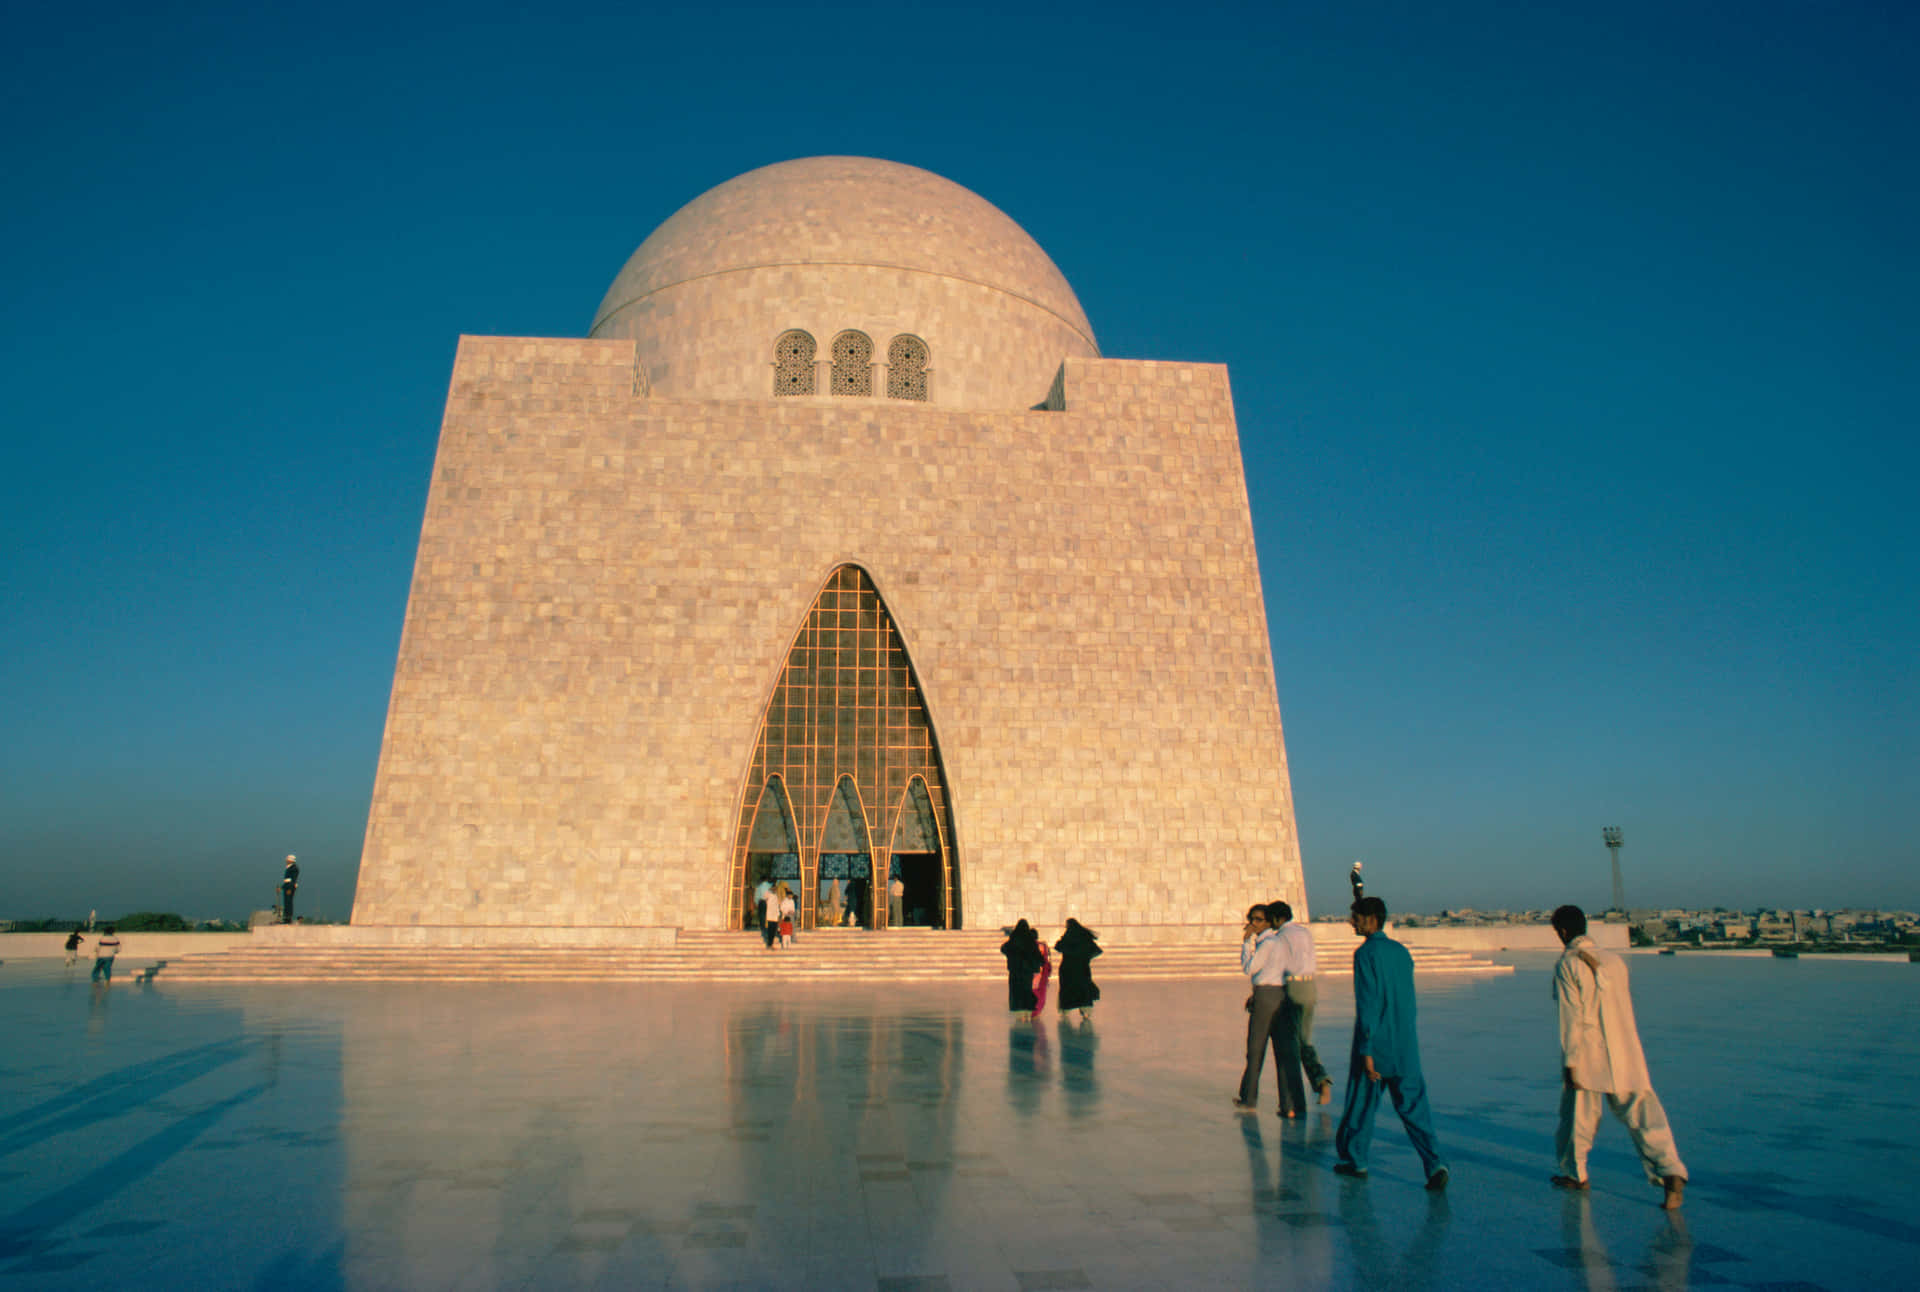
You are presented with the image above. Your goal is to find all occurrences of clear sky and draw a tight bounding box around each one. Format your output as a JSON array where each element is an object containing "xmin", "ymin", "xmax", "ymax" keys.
[{"xmin": 3, "ymin": 0, "xmax": 1914, "ymax": 924}]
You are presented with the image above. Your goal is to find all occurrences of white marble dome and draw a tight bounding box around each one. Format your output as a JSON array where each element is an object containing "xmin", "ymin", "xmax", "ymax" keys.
[{"xmin": 590, "ymin": 157, "xmax": 1099, "ymax": 410}]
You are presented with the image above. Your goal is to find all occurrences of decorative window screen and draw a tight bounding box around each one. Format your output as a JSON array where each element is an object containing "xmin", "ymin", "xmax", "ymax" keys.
[
  {"xmin": 831, "ymin": 331, "xmax": 873, "ymax": 396},
  {"xmin": 886, "ymin": 334, "xmax": 929, "ymax": 401},
  {"xmin": 774, "ymin": 330, "xmax": 816, "ymax": 396}
]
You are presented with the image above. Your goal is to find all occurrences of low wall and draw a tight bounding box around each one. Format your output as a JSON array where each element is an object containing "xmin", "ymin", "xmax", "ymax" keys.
[
  {"xmin": 251, "ymin": 924, "xmax": 680, "ymax": 949},
  {"xmin": 2, "ymin": 922, "xmax": 1627, "ymax": 959},
  {"xmin": 1, "ymin": 932, "xmax": 253, "ymax": 963},
  {"xmin": 1386, "ymin": 924, "xmax": 1628, "ymax": 952}
]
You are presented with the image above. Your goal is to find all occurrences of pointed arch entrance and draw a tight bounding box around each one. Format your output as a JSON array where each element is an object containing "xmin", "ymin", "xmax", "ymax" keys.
[
  {"xmin": 739, "ymin": 776, "xmax": 799, "ymax": 928},
  {"xmin": 888, "ymin": 776, "xmax": 949, "ymax": 928},
  {"xmin": 729, "ymin": 565, "xmax": 959, "ymax": 930}
]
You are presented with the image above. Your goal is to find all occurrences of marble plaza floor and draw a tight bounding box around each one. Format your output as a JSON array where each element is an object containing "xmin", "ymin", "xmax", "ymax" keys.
[{"xmin": 1, "ymin": 949, "xmax": 1916, "ymax": 1290}]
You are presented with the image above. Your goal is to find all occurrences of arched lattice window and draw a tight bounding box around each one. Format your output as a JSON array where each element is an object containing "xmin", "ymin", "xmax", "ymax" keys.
[
  {"xmin": 831, "ymin": 331, "xmax": 873, "ymax": 396},
  {"xmin": 887, "ymin": 334, "xmax": 929, "ymax": 401},
  {"xmin": 774, "ymin": 330, "xmax": 816, "ymax": 396}
]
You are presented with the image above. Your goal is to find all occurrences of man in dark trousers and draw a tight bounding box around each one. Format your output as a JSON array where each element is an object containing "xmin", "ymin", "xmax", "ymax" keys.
[
  {"xmin": 281, "ymin": 855, "xmax": 300, "ymax": 924},
  {"xmin": 1333, "ymin": 896, "xmax": 1449, "ymax": 1189}
]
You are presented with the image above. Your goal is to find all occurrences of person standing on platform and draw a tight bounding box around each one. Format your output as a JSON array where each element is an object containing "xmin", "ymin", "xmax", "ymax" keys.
[
  {"xmin": 1550, "ymin": 904, "xmax": 1688, "ymax": 1209},
  {"xmin": 1234, "ymin": 904, "xmax": 1288, "ymax": 1112},
  {"xmin": 280, "ymin": 855, "xmax": 300, "ymax": 924},
  {"xmin": 1270, "ymin": 901, "xmax": 1334, "ymax": 1107},
  {"xmin": 1349, "ymin": 861, "xmax": 1364, "ymax": 901},
  {"xmin": 1054, "ymin": 919, "xmax": 1103, "ymax": 1022},
  {"xmin": 1000, "ymin": 920, "xmax": 1044, "ymax": 1019},
  {"xmin": 91, "ymin": 926, "xmax": 121, "ymax": 983},
  {"xmin": 1333, "ymin": 897, "xmax": 1449, "ymax": 1190},
  {"xmin": 65, "ymin": 929, "xmax": 85, "ymax": 967},
  {"xmin": 888, "ymin": 872, "xmax": 906, "ymax": 927}
]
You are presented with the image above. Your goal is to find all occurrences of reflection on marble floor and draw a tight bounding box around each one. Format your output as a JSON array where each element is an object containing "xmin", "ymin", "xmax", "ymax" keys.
[{"xmin": 0, "ymin": 952, "xmax": 1916, "ymax": 1289}]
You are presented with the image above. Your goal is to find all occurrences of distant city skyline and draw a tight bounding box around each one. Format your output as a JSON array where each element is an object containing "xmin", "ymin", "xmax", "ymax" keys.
[{"xmin": 3, "ymin": 1, "xmax": 1913, "ymax": 921}]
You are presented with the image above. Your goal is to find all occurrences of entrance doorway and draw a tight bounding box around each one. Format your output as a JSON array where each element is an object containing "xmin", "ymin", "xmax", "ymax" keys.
[
  {"xmin": 892, "ymin": 853, "xmax": 943, "ymax": 928},
  {"xmin": 728, "ymin": 565, "xmax": 960, "ymax": 930},
  {"xmin": 741, "ymin": 778, "xmax": 799, "ymax": 931}
]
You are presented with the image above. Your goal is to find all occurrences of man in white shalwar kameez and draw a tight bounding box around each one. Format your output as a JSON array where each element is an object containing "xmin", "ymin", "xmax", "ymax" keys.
[{"xmin": 1551, "ymin": 904, "xmax": 1688, "ymax": 1209}]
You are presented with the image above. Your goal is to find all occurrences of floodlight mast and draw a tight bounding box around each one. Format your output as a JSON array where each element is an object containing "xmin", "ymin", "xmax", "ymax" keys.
[{"xmin": 1602, "ymin": 826, "xmax": 1625, "ymax": 912}]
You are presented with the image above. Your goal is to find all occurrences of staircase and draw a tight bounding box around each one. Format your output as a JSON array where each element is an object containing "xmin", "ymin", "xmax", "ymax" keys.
[{"xmin": 147, "ymin": 927, "xmax": 1512, "ymax": 984}]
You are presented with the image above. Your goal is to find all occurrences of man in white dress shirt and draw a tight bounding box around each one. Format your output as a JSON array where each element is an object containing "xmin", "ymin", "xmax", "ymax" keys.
[
  {"xmin": 1551, "ymin": 904, "xmax": 1688, "ymax": 1209},
  {"xmin": 1234, "ymin": 904, "xmax": 1287, "ymax": 1111}
]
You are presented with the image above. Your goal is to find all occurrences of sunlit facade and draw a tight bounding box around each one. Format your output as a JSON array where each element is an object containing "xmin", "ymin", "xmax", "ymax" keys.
[{"xmin": 350, "ymin": 158, "xmax": 1306, "ymax": 938}]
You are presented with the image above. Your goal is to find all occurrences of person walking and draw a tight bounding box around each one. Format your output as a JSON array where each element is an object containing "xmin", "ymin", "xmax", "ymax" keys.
[
  {"xmin": 1031, "ymin": 933, "xmax": 1054, "ymax": 1016},
  {"xmin": 1234, "ymin": 903, "xmax": 1289, "ymax": 1112},
  {"xmin": 1270, "ymin": 901, "xmax": 1334, "ymax": 1106},
  {"xmin": 91, "ymin": 926, "xmax": 122, "ymax": 984},
  {"xmin": 1550, "ymin": 904, "xmax": 1688, "ymax": 1209},
  {"xmin": 1000, "ymin": 920, "xmax": 1045, "ymax": 1019},
  {"xmin": 280, "ymin": 855, "xmax": 300, "ymax": 924},
  {"xmin": 1054, "ymin": 919, "xmax": 1103, "ymax": 1022},
  {"xmin": 889, "ymin": 872, "xmax": 906, "ymax": 927},
  {"xmin": 64, "ymin": 929, "xmax": 86, "ymax": 967},
  {"xmin": 1332, "ymin": 897, "xmax": 1449, "ymax": 1190}
]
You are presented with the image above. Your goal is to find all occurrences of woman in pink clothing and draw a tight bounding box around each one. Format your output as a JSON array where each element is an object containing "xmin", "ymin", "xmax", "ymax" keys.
[{"xmin": 1031, "ymin": 934, "xmax": 1054, "ymax": 1017}]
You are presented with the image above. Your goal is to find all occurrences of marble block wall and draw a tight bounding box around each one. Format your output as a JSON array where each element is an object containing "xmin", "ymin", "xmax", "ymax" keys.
[{"xmin": 351, "ymin": 339, "xmax": 1305, "ymax": 932}]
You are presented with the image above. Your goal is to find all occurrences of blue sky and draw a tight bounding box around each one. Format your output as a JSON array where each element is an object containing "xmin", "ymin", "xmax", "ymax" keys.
[{"xmin": 3, "ymin": 0, "xmax": 1913, "ymax": 923}]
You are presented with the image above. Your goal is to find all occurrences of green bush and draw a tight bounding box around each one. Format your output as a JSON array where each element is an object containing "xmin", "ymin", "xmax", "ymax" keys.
[{"xmin": 113, "ymin": 912, "xmax": 189, "ymax": 932}]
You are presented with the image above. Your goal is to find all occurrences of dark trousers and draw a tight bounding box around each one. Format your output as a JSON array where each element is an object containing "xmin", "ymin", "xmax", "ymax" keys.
[
  {"xmin": 281, "ymin": 886, "xmax": 295, "ymax": 924},
  {"xmin": 1334, "ymin": 1065, "xmax": 1445, "ymax": 1176},
  {"xmin": 1238, "ymin": 985, "xmax": 1288, "ymax": 1104},
  {"xmin": 1269, "ymin": 998, "xmax": 1308, "ymax": 1114},
  {"xmin": 759, "ymin": 900, "xmax": 775, "ymax": 948}
]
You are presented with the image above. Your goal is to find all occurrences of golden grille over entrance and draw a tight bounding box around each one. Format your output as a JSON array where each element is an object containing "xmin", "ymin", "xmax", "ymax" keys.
[{"xmin": 730, "ymin": 565, "xmax": 958, "ymax": 931}]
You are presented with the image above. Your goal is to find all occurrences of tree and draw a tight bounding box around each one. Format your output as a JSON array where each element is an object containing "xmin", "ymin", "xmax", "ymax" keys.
[{"xmin": 114, "ymin": 912, "xmax": 189, "ymax": 932}]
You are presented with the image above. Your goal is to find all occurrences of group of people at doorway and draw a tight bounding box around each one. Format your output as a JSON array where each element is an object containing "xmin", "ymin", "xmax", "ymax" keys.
[
  {"xmin": 1238, "ymin": 895, "xmax": 1687, "ymax": 1209},
  {"xmin": 752, "ymin": 881, "xmax": 798, "ymax": 949},
  {"xmin": 751, "ymin": 874, "xmax": 912, "ymax": 944},
  {"xmin": 999, "ymin": 918, "xmax": 1102, "ymax": 1023}
]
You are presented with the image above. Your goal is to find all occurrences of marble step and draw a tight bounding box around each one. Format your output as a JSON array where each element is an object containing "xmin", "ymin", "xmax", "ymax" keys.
[{"xmin": 149, "ymin": 938, "xmax": 1512, "ymax": 983}]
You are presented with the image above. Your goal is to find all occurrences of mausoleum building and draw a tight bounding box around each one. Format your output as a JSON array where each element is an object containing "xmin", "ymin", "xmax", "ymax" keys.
[{"xmin": 348, "ymin": 157, "xmax": 1306, "ymax": 940}]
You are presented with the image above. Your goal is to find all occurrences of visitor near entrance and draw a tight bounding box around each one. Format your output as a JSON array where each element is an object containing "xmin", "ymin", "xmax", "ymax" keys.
[
  {"xmin": 1000, "ymin": 920, "xmax": 1044, "ymax": 1019},
  {"xmin": 1550, "ymin": 904, "xmax": 1688, "ymax": 1209},
  {"xmin": 1054, "ymin": 919, "xmax": 1102, "ymax": 1022},
  {"xmin": 1333, "ymin": 897, "xmax": 1449, "ymax": 1190},
  {"xmin": 774, "ymin": 884, "xmax": 796, "ymax": 949},
  {"xmin": 889, "ymin": 874, "xmax": 905, "ymax": 928},
  {"xmin": 91, "ymin": 926, "xmax": 121, "ymax": 983},
  {"xmin": 755, "ymin": 877, "xmax": 774, "ymax": 948}
]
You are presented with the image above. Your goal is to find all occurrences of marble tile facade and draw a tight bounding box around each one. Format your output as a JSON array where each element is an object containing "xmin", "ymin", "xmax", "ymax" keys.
[{"xmin": 351, "ymin": 340, "xmax": 1302, "ymax": 933}]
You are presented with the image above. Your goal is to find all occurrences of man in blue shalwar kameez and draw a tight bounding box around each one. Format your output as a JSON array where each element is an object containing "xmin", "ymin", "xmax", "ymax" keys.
[{"xmin": 1333, "ymin": 896, "xmax": 1450, "ymax": 1189}]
